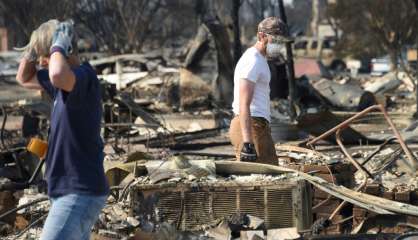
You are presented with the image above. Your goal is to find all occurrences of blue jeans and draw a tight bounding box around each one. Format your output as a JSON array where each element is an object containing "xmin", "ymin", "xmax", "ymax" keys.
[{"xmin": 40, "ymin": 194, "xmax": 107, "ymax": 240}]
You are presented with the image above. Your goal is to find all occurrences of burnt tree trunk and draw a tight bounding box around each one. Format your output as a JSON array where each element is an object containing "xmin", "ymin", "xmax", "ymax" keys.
[
  {"xmin": 205, "ymin": 20, "xmax": 234, "ymax": 107},
  {"xmin": 389, "ymin": 49, "xmax": 398, "ymax": 71},
  {"xmin": 269, "ymin": 62, "xmax": 288, "ymax": 99},
  {"xmin": 278, "ymin": 0, "xmax": 297, "ymax": 120},
  {"xmin": 232, "ymin": 0, "xmax": 242, "ymax": 65},
  {"xmin": 183, "ymin": 25, "xmax": 210, "ymax": 68}
]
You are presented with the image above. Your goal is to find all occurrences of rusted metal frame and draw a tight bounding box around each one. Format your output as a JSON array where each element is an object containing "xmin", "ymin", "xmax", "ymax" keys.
[
  {"xmin": 329, "ymin": 154, "xmax": 394, "ymax": 221},
  {"xmin": 329, "ymin": 181, "xmax": 367, "ymax": 221},
  {"xmin": 306, "ymin": 105, "xmax": 381, "ymax": 147},
  {"xmin": 311, "ymin": 160, "xmax": 337, "ymax": 211},
  {"xmin": 336, "ymin": 129, "xmax": 373, "ymax": 179},
  {"xmin": 328, "ymin": 129, "xmax": 370, "ymax": 221},
  {"xmin": 312, "ymin": 194, "xmax": 332, "ymax": 211},
  {"xmin": 333, "ymin": 215, "xmax": 354, "ymax": 225},
  {"xmin": 305, "ymin": 105, "xmax": 384, "ymax": 221},
  {"xmin": 330, "ymin": 128, "xmax": 397, "ymax": 220},
  {"xmin": 306, "ymin": 104, "xmax": 417, "ymax": 171},
  {"xmin": 308, "ymin": 104, "xmax": 417, "ymax": 221},
  {"xmin": 378, "ymin": 104, "xmax": 417, "ymax": 170},
  {"xmin": 311, "ymin": 156, "xmax": 337, "ymax": 211}
]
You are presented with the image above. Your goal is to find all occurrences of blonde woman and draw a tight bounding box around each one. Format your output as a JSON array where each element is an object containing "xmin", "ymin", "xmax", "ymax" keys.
[{"xmin": 16, "ymin": 19, "xmax": 108, "ymax": 240}]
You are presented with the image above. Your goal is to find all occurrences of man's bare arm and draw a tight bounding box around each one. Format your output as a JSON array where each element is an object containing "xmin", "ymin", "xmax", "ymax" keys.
[
  {"xmin": 16, "ymin": 58, "xmax": 42, "ymax": 90},
  {"xmin": 239, "ymin": 79, "xmax": 256, "ymax": 143}
]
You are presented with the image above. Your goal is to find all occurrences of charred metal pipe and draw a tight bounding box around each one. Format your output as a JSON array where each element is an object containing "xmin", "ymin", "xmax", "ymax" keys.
[
  {"xmin": 0, "ymin": 197, "xmax": 49, "ymax": 221},
  {"xmin": 379, "ymin": 104, "xmax": 417, "ymax": 171},
  {"xmin": 118, "ymin": 178, "xmax": 135, "ymax": 202},
  {"xmin": 361, "ymin": 137, "xmax": 396, "ymax": 167},
  {"xmin": 27, "ymin": 159, "xmax": 44, "ymax": 185},
  {"xmin": 1, "ymin": 106, "xmax": 7, "ymax": 150},
  {"xmin": 336, "ymin": 129, "xmax": 373, "ymax": 178}
]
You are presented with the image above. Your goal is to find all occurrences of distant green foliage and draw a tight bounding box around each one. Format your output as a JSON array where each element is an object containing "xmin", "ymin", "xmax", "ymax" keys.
[{"xmin": 327, "ymin": 0, "xmax": 417, "ymax": 66}]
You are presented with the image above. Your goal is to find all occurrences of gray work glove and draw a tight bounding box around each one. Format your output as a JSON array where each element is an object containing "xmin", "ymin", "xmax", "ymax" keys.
[
  {"xmin": 240, "ymin": 142, "xmax": 257, "ymax": 162},
  {"xmin": 50, "ymin": 20, "xmax": 74, "ymax": 57}
]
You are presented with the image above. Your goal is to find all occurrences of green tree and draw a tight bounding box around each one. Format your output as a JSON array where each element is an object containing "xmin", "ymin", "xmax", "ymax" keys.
[{"xmin": 328, "ymin": 0, "xmax": 417, "ymax": 70}]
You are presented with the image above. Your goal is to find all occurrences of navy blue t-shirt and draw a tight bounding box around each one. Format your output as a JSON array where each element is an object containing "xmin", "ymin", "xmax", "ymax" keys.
[{"xmin": 37, "ymin": 62, "xmax": 109, "ymax": 197}]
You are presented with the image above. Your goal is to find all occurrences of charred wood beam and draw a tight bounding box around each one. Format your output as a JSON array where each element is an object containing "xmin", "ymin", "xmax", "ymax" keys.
[
  {"xmin": 371, "ymin": 146, "xmax": 403, "ymax": 175},
  {"xmin": 168, "ymin": 141, "xmax": 231, "ymax": 150},
  {"xmin": 114, "ymin": 92, "xmax": 161, "ymax": 129},
  {"xmin": 132, "ymin": 127, "xmax": 226, "ymax": 148},
  {"xmin": 173, "ymin": 151, "xmax": 235, "ymax": 159}
]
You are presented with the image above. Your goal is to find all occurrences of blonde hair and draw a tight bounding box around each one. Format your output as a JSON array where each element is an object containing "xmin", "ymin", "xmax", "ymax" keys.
[
  {"xmin": 23, "ymin": 19, "xmax": 59, "ymax": 57},
  {"xmin": 18, "ymin": 19, "xmax": 78, "ymax": 57}
]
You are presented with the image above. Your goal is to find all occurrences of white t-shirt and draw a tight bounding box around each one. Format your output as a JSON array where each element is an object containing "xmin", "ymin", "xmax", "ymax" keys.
[{"xmin": 232, "ymin": 47, "xmax": 271, "ymax": 122}]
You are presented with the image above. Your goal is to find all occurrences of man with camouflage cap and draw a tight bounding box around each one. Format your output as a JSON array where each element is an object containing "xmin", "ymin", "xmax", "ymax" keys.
[{"xmin": 229, "ymin": 17, "xmax": 291, "ymax": 165}]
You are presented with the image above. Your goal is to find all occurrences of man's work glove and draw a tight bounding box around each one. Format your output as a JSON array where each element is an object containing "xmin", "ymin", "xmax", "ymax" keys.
[
  {"xmin": 240, "ymin": 142, "xmax": 257, "ymax": 162},
  {"xmin": 50, "ymin": 20, "xmax": 74, "ymax": 57}
]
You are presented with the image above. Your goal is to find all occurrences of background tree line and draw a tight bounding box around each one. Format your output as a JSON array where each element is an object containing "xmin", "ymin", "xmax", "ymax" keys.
[{"xmin": 1, "ymin": 0, "xmax": 417, "ymax": 70}]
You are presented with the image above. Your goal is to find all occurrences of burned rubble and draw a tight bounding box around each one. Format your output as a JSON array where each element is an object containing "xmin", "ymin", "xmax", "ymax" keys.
[
  {"xmin": 2, "ymin": 47, "xmax": 418, "ymax": 240},
  {"xmin": 2, "ymin": 5, "xmax": 418, "ymax": 240}
]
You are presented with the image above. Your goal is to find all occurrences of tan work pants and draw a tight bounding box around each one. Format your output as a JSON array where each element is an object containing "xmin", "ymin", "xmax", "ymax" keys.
[{"xmin": 229, "ymin": 116, "xmax": 278, "ymax": 165}]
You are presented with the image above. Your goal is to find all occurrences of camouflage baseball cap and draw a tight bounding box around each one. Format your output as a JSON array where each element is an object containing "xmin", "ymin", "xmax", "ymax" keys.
[{"xmin": 258, "ymin": 17, "xmax": 293, "ymax": 42}]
